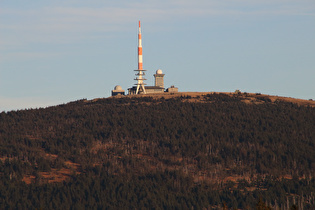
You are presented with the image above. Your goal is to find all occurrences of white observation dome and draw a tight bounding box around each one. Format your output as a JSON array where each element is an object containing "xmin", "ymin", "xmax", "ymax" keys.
[
  {"xmin": 156, "ymin": 69, "xmax": 163, "ymax": 74},
  {"xmin": 114, "ymin": 85, "xmax": 123, "ymax": 91}
]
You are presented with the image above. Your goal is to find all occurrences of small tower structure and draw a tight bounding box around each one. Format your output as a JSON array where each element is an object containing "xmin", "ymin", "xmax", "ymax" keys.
[
  {"xmin": 154, "ymin": 69, "xmax": 165, "ymax": 88},
  {"xmin": 134, "ymin": 21, "xmax": 146, "ymax": 94}
]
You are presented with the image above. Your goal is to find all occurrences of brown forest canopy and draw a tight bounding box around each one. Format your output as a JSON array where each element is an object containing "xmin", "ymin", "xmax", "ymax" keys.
[{"xmin": 0, "ymin": 93, "xmax": 314, "ymax": 209}]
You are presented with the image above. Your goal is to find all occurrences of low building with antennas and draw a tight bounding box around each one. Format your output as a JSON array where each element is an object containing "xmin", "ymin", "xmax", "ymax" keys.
[{"xmin": 128, "ymin": 69, "xmax": 165, "ymax": 95}]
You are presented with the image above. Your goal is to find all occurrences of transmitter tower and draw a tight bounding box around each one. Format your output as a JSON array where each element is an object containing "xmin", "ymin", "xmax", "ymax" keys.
[{"xmin": 134, "ymin": 21, "xmax": 146, "ymax": 94}]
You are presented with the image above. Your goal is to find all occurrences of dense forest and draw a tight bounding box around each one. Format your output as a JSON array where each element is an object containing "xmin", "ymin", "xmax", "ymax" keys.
[{"xmin": 0, "ymin": 93, "xmax": 314, "ymax": 209}]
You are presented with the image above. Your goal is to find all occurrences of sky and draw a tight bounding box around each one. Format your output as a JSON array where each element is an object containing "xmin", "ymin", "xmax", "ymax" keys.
[{"xmin": 1, "ymin": 0, "xmax": 315, "ymax": 111}]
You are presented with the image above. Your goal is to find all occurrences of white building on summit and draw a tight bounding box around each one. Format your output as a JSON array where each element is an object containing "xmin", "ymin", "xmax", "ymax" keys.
[{"xmin": 111, "ymin": 21, "xmax": 178, "ymax": 96}]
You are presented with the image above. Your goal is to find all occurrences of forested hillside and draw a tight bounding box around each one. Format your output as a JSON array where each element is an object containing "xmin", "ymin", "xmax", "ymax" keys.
[{"xmin": 0, "ymin": 93, "xmax": 314, "ymax": 209}]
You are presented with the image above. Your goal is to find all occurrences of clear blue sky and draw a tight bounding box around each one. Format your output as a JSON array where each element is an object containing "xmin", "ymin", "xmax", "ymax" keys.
[{"xmin": 1, "ymin": 0, "xmax": 314, "ymax": 111}]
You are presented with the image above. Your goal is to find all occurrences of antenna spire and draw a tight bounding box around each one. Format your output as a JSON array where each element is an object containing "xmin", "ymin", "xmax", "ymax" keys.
[{"xmin": 135, "ymin": 20, "xmax": 146, "ymax": 94}]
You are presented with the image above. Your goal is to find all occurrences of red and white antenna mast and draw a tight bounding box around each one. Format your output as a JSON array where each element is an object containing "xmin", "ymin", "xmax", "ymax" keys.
[
  {"xmin": 138, "ymin": 20, "xmax": 143, "ymax": 70},
  {"xmin": 134, "ymin": 20, "xmax": 146, "ymax": 94}
]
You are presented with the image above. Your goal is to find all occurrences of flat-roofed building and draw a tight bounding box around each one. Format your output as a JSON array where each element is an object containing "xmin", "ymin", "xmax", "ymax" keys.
[{"xmin": 166, "ymin": 85, "xmax": 178, "ymax": 93}]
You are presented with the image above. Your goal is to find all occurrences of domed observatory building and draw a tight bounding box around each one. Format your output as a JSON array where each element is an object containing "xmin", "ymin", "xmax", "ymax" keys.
[
  {"xmin": 144, "ymin": 69, "xmax": 165, "ymax": 94},
  {"xmin": 154, "ymin": 69, "xmax": 164, "ymax": 88},
  {"xmin": 111, "ymin": 85, "xmax": 125, "ymax": 96}
]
